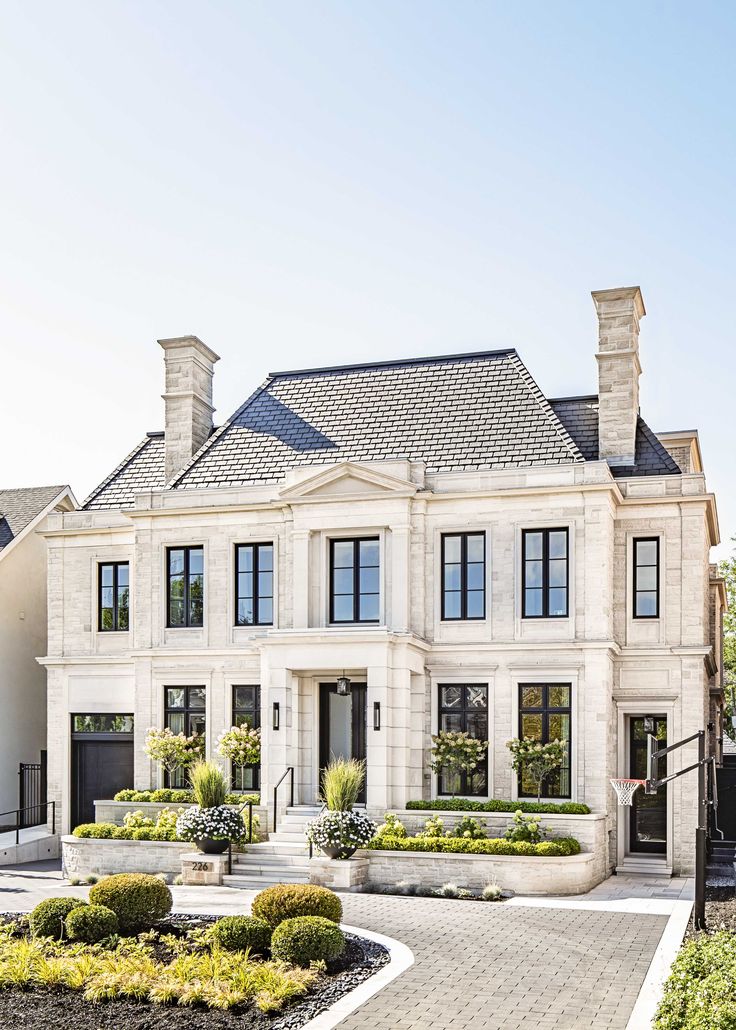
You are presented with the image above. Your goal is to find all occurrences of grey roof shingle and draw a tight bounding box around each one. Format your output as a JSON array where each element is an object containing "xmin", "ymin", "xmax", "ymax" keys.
[
  {"xmin": 0, "ymin": 485, "xmax": 68, "ymax": 552},
  {"xmin": 171, "ymin": 350, "xmax": 584, "ymax": 490},
  {"xmin": 83, "ymin": 434, "xmax": 166, "ymax": 511},
  {"xmin": 83, "ymin": 352, "xmax": 682, "ymax": 510},
  {"xmin": 549, "ymin": 396, "xmax": 681, "ymax": 477}
]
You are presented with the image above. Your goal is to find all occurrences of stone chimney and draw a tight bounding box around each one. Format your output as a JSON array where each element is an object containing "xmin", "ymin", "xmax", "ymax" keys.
[
  {"xmin": 592, "ymin": 286, "xmax": 645, "ymax": 468},
  {"xmin": 159, "ymin": 335, "xmax": 220, "ymax": 481}
]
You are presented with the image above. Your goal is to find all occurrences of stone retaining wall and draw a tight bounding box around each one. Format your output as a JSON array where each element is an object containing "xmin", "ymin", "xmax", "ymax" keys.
[
  {"xmin": 94, "ymin": 800, "xmax": 266, "ymax": 838},
  {"xmin": 361, "ymin": 847, "xmax": 604, "ymax": 895},
  {"xmin": 62, "ymin": 835, "xmax": 191, "ymax": 878}
]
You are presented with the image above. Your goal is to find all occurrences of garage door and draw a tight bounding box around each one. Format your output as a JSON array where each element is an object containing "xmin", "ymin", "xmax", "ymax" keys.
[{"xmin": 71, "ymin": 714, "xmax": 134, "ymax": 829}]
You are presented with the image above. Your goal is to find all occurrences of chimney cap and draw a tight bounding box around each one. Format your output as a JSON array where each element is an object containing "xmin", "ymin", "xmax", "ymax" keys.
[
  {"xmin": 158, "ymin": 335, "xmax": 220, "ymax": 364},
  {"xmin": 591, "ymin": 286, "xmax": 646, "ymax": 319}
]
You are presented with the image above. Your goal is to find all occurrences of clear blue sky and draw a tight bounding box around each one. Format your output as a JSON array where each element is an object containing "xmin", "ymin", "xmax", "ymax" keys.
[{"xmin": 1, "ymin": 1, "xmax": 733, "ymax": 557}]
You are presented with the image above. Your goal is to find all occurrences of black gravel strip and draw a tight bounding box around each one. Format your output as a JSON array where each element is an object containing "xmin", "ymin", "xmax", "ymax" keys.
[{"xmin": 0, "ymin": 914, "xmax": 388, "ymax": 1030}]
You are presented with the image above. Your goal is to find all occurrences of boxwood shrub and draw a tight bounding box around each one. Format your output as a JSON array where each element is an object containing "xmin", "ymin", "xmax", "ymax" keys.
[
  {"xmin": 270, "ymin": 916, "xmax": 345, "ymax": 967},
  {"xmin": 405, "ymin": 799, "xmax": 590, "ymax": 815},
  {"xmin": 366, "ymin": 834, "xmax": 581, "ymax": 856},
  {"xmin": 210, "ymin": 915, "xmax": 272, "ymax": 954},
  {"xmin": 112, "ymin": 788, "xmax": 259, "ymax": 805},
  {"xmin": 65, "ymin": 903, "xmax": 119, "ymax": 943},
  {"xmin": 30, "ymin": 897, "xmax": 87, "ymax": 939},
  {"xmin": 251, "ymin": 884, "xmax": 342, "ymax": 928},
  {"xmin": 89, "ymin": 872, "xmax": 172, "ymax": 933}
]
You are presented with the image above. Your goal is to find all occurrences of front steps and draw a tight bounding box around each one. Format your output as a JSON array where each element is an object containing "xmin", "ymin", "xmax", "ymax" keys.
[{"xmin": 223, "ymin": 805, "xmax": 320, "ymax": 890}]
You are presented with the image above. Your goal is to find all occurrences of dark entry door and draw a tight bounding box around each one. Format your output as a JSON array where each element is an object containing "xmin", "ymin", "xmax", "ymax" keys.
[
  {"xmin": 71, "ymin": 731, "xmax": 134, "ymax": 828},
  {"xmin": 319, "ymin": 683, "xmax": 367, "ymax": 804},
  {"xmin": 629, "ymin": 716, "xmax": 667, "ymax": 854}
]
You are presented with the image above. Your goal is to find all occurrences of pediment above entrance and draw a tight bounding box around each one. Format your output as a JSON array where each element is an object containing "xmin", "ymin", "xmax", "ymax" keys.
[{"xmin": 278, "ymin": 461, "xmax": 418, "ymax": 502}]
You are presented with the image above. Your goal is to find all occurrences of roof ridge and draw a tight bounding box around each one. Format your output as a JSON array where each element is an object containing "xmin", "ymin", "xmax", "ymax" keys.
[
  {"xmin": 548, "ymin": 394, "xmax": 598, "ymax": 404},
  {"xmin": 82, "ymin": 437, "xmax": 153, "ymax": 509},
  {"xmin": 268, "ymin": 348, "xmax": 516, "ymax": 379},
  {"xmin": 507, "ymin": 353, "xmax": 583, "ymax": 463}
]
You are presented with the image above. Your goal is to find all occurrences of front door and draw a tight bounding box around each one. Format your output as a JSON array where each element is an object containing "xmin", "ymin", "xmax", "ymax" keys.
[
  {"xmin": 319, "ymin": 683, "xmax": 367, "ymax": 804},
  {"xmin": 629, "ymin": 716, "xmax": 667, "ymax": 854}
]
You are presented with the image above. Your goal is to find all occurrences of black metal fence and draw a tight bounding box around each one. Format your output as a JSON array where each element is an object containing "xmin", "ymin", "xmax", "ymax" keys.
[{"xmin": 18, "ymin": 752, "xmax": 47, "ymax": 828}]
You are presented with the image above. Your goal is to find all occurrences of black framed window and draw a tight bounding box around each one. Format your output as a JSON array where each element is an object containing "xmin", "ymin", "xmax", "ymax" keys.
[
  {"xmin": 633, "ymin": 538, "xmax": 660, "ymax": 618},
  {"xmin": 437, "ymin": 684, "xmax": 488, "ymax": 796},
  {"xmin": 167, "ymin": 547, "xmax": 204, "ymax": 628},
  {"xmin": 232, "ymin": 685, "xmax": 261, "ymax": 791},
  {"xmin": 329, "ymin": 537, "xmax": 380, "ymax": 624},
  {"xmin": 99, "ymin": 562, "xmax": 129, "ymax": 631},
  {"xmin": 235, "ymin": 544, "xmax": 273, "ymax": 626},
  {"xmin": 518, "ymin": 683, "xmax": 571, "ymax": 798},
  {"xmin": 522, "ymin": 528, "xmax": 569, "ymax": 618},
  {"xmin": 441, "ymin": 532, "xmax": 485, "ymax": 620},
  {"xmin": 164, "ymin": 686, "xmax": 205, "ymax": 786}
]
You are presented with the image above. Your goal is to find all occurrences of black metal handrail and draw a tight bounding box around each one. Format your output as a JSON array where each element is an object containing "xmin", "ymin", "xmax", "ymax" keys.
[
  {"xmin": 227, "ymin": 799, "xmax": 255, "ymax": 876},
  {"xmin": 0, "ymin": 802, "xmax": 56, "ymax": 845},
  {"xmin": 273, "ymin": 767, "xmax": 294, "ymax": 832}
]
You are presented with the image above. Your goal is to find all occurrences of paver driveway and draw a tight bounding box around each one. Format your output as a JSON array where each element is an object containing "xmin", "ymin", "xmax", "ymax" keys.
[{"xmin": 338, "ymin": 893, "xmax": 667, "ymax": 1030}]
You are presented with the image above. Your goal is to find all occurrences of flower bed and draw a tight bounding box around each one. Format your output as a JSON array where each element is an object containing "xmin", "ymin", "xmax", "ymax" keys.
[
  {"xmin": 406, "ymin": 799, "xmax": 590, "ymax": 814},
  {"xmin": 365, "ymin": 834, "xmax": 581, "ymax": 856}
]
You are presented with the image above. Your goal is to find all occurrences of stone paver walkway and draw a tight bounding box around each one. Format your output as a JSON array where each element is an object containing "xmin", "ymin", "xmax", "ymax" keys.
[{"xmin": 0, "ymin": 863, "xmax": 689, "ymax": 1029}]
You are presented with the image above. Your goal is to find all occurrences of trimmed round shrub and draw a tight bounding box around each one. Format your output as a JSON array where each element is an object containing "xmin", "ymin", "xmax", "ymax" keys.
[
  {"xmin": 89, "ymin": 872, "xmax": 172, "ymax": 933},
  {"xmin": 271, "ymin": 916, "xmax": 345, "ymax": 966},
  {"xmin": 210, "ymin": 915, "xmax": 272, "ymax": 954},
  {"xmin": 251, "ymin": 884, "xmax": 342, "ymax": 929},
  {"xmin": 65, "ymin": 903, "xmax": 119, "ymax": 943},
  {"xmin": 30, "ymin": 897, "xmax": 87, "ymax": 939}
]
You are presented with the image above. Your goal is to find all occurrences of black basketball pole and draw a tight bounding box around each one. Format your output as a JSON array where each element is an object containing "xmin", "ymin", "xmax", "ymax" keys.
[{"xmin": 646, "ymin": 729, "xmax": 708, "ymax": 931}]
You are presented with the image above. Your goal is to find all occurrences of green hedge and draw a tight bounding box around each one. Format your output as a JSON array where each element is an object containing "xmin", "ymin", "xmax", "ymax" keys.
[
  {"xmin": 367, "ymin": 834, "xmax": 581, "ymax": 856},
  {"xmin": 72, "ymin": 822, "xmax": 179, "ymax": 842},
  {"xmin": 113, "ymin": 788, "xmax": 259, "ymax": 805},
  {"xmin": 654, "ymin": 930, "xmax": 736, "ymax": 1029},
  {"xmin": 405, "ymin": 799, "xmax": 590, "ymax": 815}
]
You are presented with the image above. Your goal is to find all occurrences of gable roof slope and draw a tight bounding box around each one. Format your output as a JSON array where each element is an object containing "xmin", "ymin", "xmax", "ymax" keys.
[
  {"xmin": 83, "ymin": 434, "xmax": 166, "ymax": 511},
  {"xmin": 170, "ymin": 350, "xmax": 584, "ymax": 490},
  {"xmin": 0, "ymin": 485, "xmax": 70, "ymax": 552}
]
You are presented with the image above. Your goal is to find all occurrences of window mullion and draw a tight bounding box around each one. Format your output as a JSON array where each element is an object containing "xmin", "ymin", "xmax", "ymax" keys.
[
  {"xmin": 112, "ymin": 564, "xmax": 118, "ymax": 630},
  {"xmin": 353, "ymin": 540, "xmax": 360, "ymax": 622},
  {"xmin": 460, "ymin": 534, "xmax": 467, "ymax": 620},
  {"xmin": 253, "ymin": 545, "xmax": 260, "ymax": 624}
]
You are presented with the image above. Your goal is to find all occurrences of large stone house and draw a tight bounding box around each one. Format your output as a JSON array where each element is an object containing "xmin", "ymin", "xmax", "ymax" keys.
[
  {"xmin": 0, "ymin": 486, "xmax": 76, "ymax": 822},
  {"xmin": 41, "ymin": 287, "xmax": 725, "ymax": 876}
]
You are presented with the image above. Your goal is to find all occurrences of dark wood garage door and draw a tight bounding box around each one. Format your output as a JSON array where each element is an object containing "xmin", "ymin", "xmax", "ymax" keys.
[{"xmin": 71, "ymin": 715, "xmax": 134, "ymax": 829}]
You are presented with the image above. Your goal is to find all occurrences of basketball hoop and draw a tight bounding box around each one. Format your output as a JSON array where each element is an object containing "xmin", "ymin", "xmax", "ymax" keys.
[{"xmin": 610, "ymin": 778, "xmax": 646, "ymax": 806}]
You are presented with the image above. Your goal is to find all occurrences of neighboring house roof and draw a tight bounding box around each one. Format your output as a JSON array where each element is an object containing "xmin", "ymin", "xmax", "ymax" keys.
[
  {"xmin": 549, "ymin": 396, "xmax": 681, "ymax": 478},
  {"xmin": 83, "ymin": 433, "xmax": 167, "ymax": 511},
  {"xmin": 170, "ymin": 350, "xmax": 583, "ymax": 491},
  {"xmin": 0, "ymin": 486, "xmax": 73, "ymax": 553},
  {"xmin": 83, "ymin": 351, "xmax": 683, "ymax": 510}
]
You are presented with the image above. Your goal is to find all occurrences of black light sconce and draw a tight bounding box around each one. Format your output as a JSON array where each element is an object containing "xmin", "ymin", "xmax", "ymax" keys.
[
  {"xmin": 373, "ymin": 702, "xmax": 381, "ymax": 731},
  {"xmin": 272, "ymin": 702, "xmax": 280, "ymax": 731}
]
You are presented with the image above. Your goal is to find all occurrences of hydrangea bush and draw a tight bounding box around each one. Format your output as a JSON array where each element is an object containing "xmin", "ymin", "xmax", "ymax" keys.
[
  {"xmin": 429, "ymin": 731, "xmax": 488, "ymax": 795},
  {"xmin": 176, "ymin": 805, "xmax": 246, "ymax": 844},
  {"xmin": 144, "ymin": 727, "xmax": 204, "ymax": 781},
  {"xmin": 216, "ymin": 725, "xmax": 261, "ymax": 772},
  {"xmin": 506, "ymin": 737, "xmax": 567, "ymax": 803},
  {"xmin": 306, "ymin": 810, "xmax": 376, "ymax": 858}
]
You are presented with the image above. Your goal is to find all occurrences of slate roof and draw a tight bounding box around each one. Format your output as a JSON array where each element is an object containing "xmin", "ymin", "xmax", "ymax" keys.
[
  {"xmin": 549, "ymin": 396, "xmax": 682, "ymax": 477},
  {"xmin": 83, "ymin": 351, "xmax": 683, "ymax": 510},
  {"xmin": 171, "ymin": 350, "xmax": 583, "ymax": 490},
  {"xmin": 83, "ymin": 434, "xmax": 166, "ymax": 511},
  {"xmin": 0, "ymin": 486, "xmax": 68, "ymax": 552}
]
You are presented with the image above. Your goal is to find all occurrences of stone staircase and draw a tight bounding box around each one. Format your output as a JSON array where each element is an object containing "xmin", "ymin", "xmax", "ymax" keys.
[{"xmin": 222, "ymin": 805, "xmax": 321, "ymax": 890}]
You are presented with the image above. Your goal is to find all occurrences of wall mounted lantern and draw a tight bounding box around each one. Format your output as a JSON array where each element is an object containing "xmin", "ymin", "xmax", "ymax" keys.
[
  {"xmin": 373, "ymin": 701, "xmax": 381, "ymax": 731},
  {"xmin": 643, "ymin": 715, "xmax": 655, "ymax": 734},
  {"xmin": 272, "ymin": 702, "xmax": 280, "ymax": 731},
  {"xmin": 336, "ymin": 674, "xmax": 351, "ymax": 697}
]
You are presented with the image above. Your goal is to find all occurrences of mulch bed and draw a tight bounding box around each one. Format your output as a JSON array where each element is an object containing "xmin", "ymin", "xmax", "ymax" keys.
[
  {"xmin": 0, "ymin": 913, "xmax": 389, "ymax": 1030},
  {"xmin": 685, "ymin": 885, "xmax": 736, "ymax": 939}
]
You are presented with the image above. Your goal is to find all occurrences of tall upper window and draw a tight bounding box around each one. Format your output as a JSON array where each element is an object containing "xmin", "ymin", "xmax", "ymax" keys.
[
  {"xmin": 441, "ymin": 532, "xmax": 485, "ymax": 621},
  {"xmin": 634, "ymin": 538, "xmax": 660, "ymax": 618},
  {"xmin": 235, "ymin": 544, "xmax": 274, "ymax": 626},
  {"xmin": 232, "ymin": 685, "xmax": 261, "ymax": 791},
  {"xmin": 99, "ymin": 562, "xmax": 129, "ymax": 631},
  {"xmin": 164, "ymin": 686, "xmax": 205, "ymax": 786},
  {"xmin": 522, "ymin": 528, "xmax": 569, "ymax": 618},
  {"xmin": 518, "ymin": 683, "xmax": 571, "ymax": 798},
  {"xmin": 437, "ymin": 684, "xmax": 488, "ymax": 796},
  {"xmin": 167, "ymin": 547, "xmax": 204, "ymax": 628},
  {"xmin": 329, "ymin": 538, "xmax": 380, "ymax": 624}
]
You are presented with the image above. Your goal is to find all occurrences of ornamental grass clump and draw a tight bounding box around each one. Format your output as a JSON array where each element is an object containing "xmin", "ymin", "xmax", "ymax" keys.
[
  {"xmin": 320, "ymin": 757, "xmax": 365, "ymax": 811},
  {"xmin": 190, "ymin": 760, "xmax": 228, "ymax": 809}
]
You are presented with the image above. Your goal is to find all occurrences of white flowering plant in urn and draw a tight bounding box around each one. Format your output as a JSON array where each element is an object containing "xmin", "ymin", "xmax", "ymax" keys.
[
  {"xmin": 174, "ymin": 760, "xmax": 246, "ymax": 855},
  {"xmin": 306, "ymin": 810, "xmax": 377, "ymax": 859}
]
